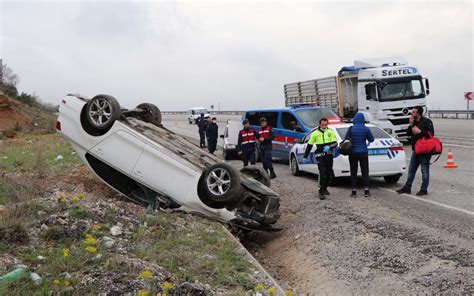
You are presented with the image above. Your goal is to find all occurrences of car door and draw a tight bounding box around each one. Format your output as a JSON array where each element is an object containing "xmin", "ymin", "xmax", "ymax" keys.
[
  {"xmin": 89, "ymin": 130, "xmax": 145, "ymax": 174},
  {"xmin": 294, "ymin": 131, "xmax": 317, "ymax": 173},
  {"xmin": 279, "ymin": 111, "xmax": 305, "ymax": 156}
]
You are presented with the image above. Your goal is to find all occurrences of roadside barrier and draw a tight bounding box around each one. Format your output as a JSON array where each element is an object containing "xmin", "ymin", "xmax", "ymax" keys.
[{"xmin": 443, "ymin": 149, "xmax": 458, "ymax": 168}]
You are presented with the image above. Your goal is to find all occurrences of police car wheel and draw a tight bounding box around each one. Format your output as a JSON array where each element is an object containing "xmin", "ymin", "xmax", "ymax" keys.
[
  {"xmin": 290, "ymin": 154, "xmax": 302, "ymax": 176},
  {"xmin": 85, "ymin": 94, "xmax": 122, "ymax": 132},
  {"xmin": 136, "ymin": 103, "xmax": 162, "ymax": 126},
  {"xmin": 384, "ymin": 175, "xmax": 401, "ymax": 184},
  {"xmin": 200, "ymin": 163, "xmax": 241, "ymax": 205}
]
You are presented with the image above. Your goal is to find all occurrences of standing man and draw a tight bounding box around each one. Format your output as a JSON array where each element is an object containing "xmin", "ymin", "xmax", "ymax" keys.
[
  {"xmin": 257, "ymin": 117, "xmax": 276, "ymax": 179},
  {"xmin": 237, "ymin": 119, "xmax": 258, "ymax": 167},
  {"xmin": 197, "ymin": 114, "xmax": 207, "ymax": 148},
  {"xmin": 206, "ymin": 117, "xmax": 218, "ymax": 155},
  {"xmin": 303, "ymin": 118, "xmax": 338, "ymax": 200},
  {"xmin": 397, "ymin": 106, "xmax": 434, "ymax": 196}
]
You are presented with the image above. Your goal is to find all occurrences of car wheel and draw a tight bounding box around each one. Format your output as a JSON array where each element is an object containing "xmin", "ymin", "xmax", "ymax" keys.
[
  {"xmin": 384, "ymin": 174, "xmax": 401, "ymax": 184},
  {"xmin": 290, "ymin": 154, "xmax": 302, "ymax": 176},
  {"xmin": 85, "ymin": 94, "xmax": 121, "ymax": 132},
  {"xmin": 136, "ymin": 103, "xmax": 162, "ymax": 125},
  {"xmin": 240, "ymin": 166, "xmax": 271, "ymax": 187},
  {"xmin": 200, "ymin": 163, "xmax": 242, "ymax": 204}
]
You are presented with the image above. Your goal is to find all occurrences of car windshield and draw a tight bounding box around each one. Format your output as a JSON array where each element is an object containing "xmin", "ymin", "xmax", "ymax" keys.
[
  {"xmin": 377, "ymin": 79, "xmax": 424, "ymax": 102},
  {"xmin": 337, "ymin": 126, "xmax": 391, "ymax": 139},
  {"xmin": 192, "ymin": 108, "xmax": 208, "ymax": 114},
  {"xmin": 295, "ymin": 108, "xmax": 339, "ymax": 128}
]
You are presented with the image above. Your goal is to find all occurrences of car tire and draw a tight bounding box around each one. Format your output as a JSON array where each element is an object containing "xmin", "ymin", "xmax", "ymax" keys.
[
  {"xmin": 85, "ymin": 94, "xmax": 121, "ymax": 132},
  {"xmin": 384, "ymin": 174, "xmax": 401, "ymax": 184},
  {"xmin": 240, "ymin": 166, "xmax": 271, "ymax": 187},
  {"xmin": 290, "ymin": 154, "xmax": 303, "ymax": 176},
  {"xmin": 136, "ymin": 103, "xmax": 162, "ymax": 125},
  {"xmin": 200, "ymin": 163, "xmax": 242, "ymax": 205},
  {"xmin": 223, "ymin": 149, "xmax": 231, "ymax": 160}
]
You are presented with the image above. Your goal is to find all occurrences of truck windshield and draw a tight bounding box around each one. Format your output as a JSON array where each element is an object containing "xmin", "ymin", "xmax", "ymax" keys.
[
  {"xmin": 192, "ymin": 109, "xmax": 208, "ymax": 114},
  {"xmin": 377, "ymin": 79, "xmax": 424, "ymax": 102},
  {"xmin": 295, "ymin": 108, "xmax": 339, "ymax": 128}
]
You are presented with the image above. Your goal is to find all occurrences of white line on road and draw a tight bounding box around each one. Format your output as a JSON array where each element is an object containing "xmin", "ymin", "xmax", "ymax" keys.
[
  {"xmin": 379, "ymin": 187, "xmax": 474, "ymax": 216},
  {"xmin": 443, "ymin": 143, "xmax": 474, "ymax": 149}
]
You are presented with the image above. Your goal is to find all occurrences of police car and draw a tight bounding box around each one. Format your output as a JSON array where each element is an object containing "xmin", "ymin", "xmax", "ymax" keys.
[{"xmin": 289, "ymin": 123, "xmax": 406, "ymax": 183}]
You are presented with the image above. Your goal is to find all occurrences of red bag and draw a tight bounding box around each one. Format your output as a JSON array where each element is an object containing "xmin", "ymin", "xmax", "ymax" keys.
[{"xmin": 414, "ymin": 132, "xmax": 442, "ymax": 155}]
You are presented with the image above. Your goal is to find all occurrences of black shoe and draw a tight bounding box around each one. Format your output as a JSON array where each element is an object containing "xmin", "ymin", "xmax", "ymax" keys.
[
  {"xmin": 351, "ymin": 191, "xmax": 357, "ymax": 198},
  {"xmin": 364, "ymin": 190, "xmax": 371, "ymax": 197},
  {"xmin": 269, "ymin": 169, "xmax": 276, "ymax": 179},
  {"xmin": 319, "ymin": 192, "xmax": 326, "ymax": 200},
  {"xmin": 416, "ymin": 190, "xmax": 428, "ymax": 196},
  {"xmin": 323, "ymin": 189, "xmax": 330, "ymax": 195},
  {"xmin": 396, "ymin": 186, "xmax": 411, "ymax": 194}
]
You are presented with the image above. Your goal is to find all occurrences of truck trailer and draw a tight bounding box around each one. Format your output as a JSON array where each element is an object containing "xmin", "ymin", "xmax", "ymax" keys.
[{"xmin": 284, "ymin": 57, "xmax": 430, "ymax": 139}]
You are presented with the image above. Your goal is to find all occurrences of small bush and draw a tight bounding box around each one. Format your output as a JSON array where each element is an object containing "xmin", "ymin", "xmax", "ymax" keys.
[{"xmin": 70, "ymin": 208, "xmax": 92, "ymax": 220}]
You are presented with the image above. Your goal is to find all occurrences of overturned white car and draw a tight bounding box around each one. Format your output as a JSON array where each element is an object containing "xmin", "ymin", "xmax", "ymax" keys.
[{"xmin": 57, "ymin": 94, "xmax": 281, "ymax": 231}]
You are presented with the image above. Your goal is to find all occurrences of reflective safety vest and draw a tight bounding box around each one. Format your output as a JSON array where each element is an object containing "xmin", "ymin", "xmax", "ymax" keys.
[
  {"xmin": 308, "ymin": 128, "xmax": 337, "ymax": 148},
  {"xmin": 240, "ymin": 128, "xmax": 256, "ymax": 146},
  {"xmin": 258, "ymin": 126, "xmax": 272, "ymax": 139}
]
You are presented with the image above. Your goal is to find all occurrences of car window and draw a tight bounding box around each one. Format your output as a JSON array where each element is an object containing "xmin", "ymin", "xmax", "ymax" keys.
[
  {"xmin": 294, "ymin": 108, "xmax": 338, "ymax": 128},
  {"xmin": 337, "ymin": 126, "xmax": 391, "ymax": 139},
  {"xmin": 281, "ymin": 112, "xmax": 301, "ymax": 130},
  {"xmin": 246, "ymin": 111, "xmax": 278, "ymax": 128}
]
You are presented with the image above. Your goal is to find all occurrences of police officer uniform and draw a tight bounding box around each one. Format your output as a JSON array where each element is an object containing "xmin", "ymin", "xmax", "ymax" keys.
[
  {"xmin": 304, "ymin": 126, "xmax": 338, "ymax": 199},
  {"xmin": 257, "ymin": 117, "xmax": 276, "ymax": 179},
  {"xmin": 237, "ymin": 119, "xmax": 258, "ymax": 166}
]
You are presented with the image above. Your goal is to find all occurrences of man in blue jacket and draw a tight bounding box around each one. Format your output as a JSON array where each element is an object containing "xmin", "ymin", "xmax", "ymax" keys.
[{"xmin": 346, "ymin": 113, "xmax": 374, "ymax": 197}]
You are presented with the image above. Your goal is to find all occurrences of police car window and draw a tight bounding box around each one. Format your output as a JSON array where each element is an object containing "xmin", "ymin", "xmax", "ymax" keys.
[
  {"xmin": 246, "ymin": 112, "xmax": 260, "ymax": 125},
  {"xmin": 337, "ymin": 126, "xmax": 391, "ymax": 139},
  {"xmin": 295, "ymin": 108, "xmax": 338, "ymax": 128},
  {"xmin": 281, "ymin": 112, "xmax": 299, "ymax": 130},
  {"xmin": 258, "ymin": 112, "xmax": 278, "ymax": 128}
]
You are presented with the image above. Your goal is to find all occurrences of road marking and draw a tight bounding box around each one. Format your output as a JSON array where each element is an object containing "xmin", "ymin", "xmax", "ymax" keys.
[
  {"xmin": 438, "ymin": 136, "xmax": 474, "ymax": 141},
  {"xmin": 379, "ymin": 187, "xmax": 474, "ymax": 216},
  {"xmin": 443, "ymin": 143, "xmax": 474, "ymax": 149}
]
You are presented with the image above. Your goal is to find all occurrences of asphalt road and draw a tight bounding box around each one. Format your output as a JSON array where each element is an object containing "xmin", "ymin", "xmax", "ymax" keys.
[{"xmin": 163, "ymin": 116, "xmax": 473, "ymax": 294}]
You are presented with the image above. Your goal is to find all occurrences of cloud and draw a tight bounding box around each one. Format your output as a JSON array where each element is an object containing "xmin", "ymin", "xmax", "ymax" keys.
[{"xmin": 1, "ymin": 1, "xmax": 472, "ymax": 110}]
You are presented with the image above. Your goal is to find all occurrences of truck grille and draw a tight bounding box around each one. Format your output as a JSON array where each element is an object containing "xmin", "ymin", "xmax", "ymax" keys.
[{"xmin": 388, "ymin": 117, "xmax": 410, "ymax": 126}]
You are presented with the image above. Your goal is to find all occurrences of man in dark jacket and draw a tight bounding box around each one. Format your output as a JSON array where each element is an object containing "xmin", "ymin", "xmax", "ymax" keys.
[
  {"xmin": 237, "ymin": 119, "xmax": 258, "ymax": 167},
  {"xmin": 257, "ymin": 117, "xmax": 276, "ymax": 179},
  {"xmin": 206, "ymin": 117, "xmax": 218, "ymax": 155},
  {"xmin": 397, "ymin": 106, "xmax": 434, "ymax": 196},
  {"xmin": 346, "ymin": 113, "xmax": 374, "ymax": 197},
  {"xmin": 197, "ymin": 114, "xmax": 207, "ymax": 148}
]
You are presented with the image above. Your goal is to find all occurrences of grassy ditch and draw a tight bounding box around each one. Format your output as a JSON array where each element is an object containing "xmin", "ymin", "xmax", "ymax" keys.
[{"xmin": 0, "ymin": 133, "xmax": 263, "ymax": 295}]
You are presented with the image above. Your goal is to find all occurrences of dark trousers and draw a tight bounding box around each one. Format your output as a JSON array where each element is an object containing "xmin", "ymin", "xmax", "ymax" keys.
[
  {"xmin": 260, "ymin": 146, "xmax": 273, "ymax": 170},
  {"xmin": 349, "ymin": 153, "xmax": 369, "ymax": 190},
  {"xmin": 207, "ymin": 138, "xmax": 217, "ymax": 154},
  {"xmin": 199, "ymin": 131, "xmax": 206, "ymax": 147},
  {"xmin": 316, "ymin": 154, "xmax": 333, "ymax": 191},
  {"xmin": 405, "ymin": 153, "xmax": 431, "ymax": 191},
  {"xmin": 241, "ymin": 148, "xmax": 256, "ymax": 166}
]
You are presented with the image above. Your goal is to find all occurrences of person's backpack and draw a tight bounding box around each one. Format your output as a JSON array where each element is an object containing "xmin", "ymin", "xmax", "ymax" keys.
[{"xmin": 339, "ymin": 126, "xmax": 353, "ymax": 156}]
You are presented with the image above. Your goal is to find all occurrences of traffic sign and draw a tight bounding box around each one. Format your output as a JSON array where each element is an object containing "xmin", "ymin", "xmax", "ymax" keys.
[{"xmin": 465, "ymin": 92, "xmax": 472, "ymax": 101}]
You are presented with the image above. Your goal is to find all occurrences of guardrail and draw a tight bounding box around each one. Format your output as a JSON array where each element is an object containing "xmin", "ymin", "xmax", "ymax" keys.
[{"xmin": 428, "ymin": 110, "xmax": 474, "ymax": 119}]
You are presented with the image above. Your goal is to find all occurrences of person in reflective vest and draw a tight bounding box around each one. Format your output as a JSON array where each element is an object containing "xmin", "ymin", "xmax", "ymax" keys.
[
  {"xmin": 304, "ymin": 118, "xmax": 338, "ymax": 200},
  {"xmin": 237, "ymin": 119, "xmax": 258, "ymax": 167},
  {"xmin": 257, "ymin": 117, "xmax": 276, "ymax": 179}
]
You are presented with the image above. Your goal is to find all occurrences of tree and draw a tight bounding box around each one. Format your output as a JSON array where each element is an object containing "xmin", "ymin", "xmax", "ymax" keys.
[{"xmin": 0, "ymin": 62, "xmax": 20, "ymax": 87}]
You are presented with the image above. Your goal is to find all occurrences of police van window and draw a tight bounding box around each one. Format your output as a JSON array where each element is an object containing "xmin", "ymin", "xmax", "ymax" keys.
[
  {"xmin": 246, "ymin": 112, "xmax": 260, "ymax": 125},
  {"xmin": 281, "ymin": 112, "xmax": 299, "ymax": 130},
  {"xmin": 258, "ymin": 112, "xmax": 278, "ymax": 127},
  {"xmin": 337, "ymin": 126, "xmax": 391, "ymax": 139}
]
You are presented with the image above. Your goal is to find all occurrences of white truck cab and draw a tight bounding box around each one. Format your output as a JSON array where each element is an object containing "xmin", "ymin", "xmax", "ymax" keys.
[
  {"xmin": 284, "ymin": 57, "xmax": 430, "ymax": 140},
  {"xmin": 188, "ymin": 107, "xmax": 210, "ymax": 124}
]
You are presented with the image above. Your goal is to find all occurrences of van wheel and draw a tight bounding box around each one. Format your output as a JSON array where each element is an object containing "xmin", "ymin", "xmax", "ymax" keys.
[
  {"xmin": 136, "ymin": 103, "xmax": 161, "ymax": 125},
  {"xmin": 240, "ymin": 166, "xmax": 271, "ymax": 187},
  {"xmin": 85, "ymin": 94, "xmax": 121, "ymax": 132},
  {"xmin": 198, "ymin": 163, "xmax": 242, "ymax": 207},
  {"xmin": 384, "ymin": 175, "xmax": 401, "ymax": 184},
  {"xmin": 290, "ymin": 154, "xmax": 302, "ymax": 176}
]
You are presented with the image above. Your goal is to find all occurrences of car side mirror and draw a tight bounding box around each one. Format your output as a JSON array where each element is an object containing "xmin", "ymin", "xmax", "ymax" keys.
[
  {"xmin": 220, "ymin": 135, "xmax": 224, "ymax": 138},
  {"xmin": 295, "ymin": 138, "xmax": 302, "ymax": 144}
]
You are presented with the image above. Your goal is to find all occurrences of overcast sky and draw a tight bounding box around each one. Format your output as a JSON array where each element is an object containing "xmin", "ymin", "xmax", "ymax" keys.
[{"xmin": 1, "ymin": 0, "xmax": 472, "ymax": 110}]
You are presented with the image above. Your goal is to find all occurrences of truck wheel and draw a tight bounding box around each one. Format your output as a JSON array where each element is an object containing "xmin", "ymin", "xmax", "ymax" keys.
[
  {"xmin": 136, "ymin": 103, "xmax": 162, "ymax": 125},
  {"xmin": 384, "ymin": 175, "xmax": 401, "ymax": 184},
  {"xmin": 199, "ymin": 163, "xmax": 242, "ymax": 205},
  {"xmin": 290, "ymin": 154, "xmax": 303, "ymax": 176},
  {"xmin": 240, "ymin": 166, "xmax": 271, "ymax": 187},
  {"xmin": 85, "ymin": 94, "xmax": 121, "ymax": 132}
]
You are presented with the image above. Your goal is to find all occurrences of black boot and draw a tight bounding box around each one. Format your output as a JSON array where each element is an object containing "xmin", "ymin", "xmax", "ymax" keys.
[
  {"xmin": 396, "ymin": 185, "xmax": 411, "ymax": 194},
  {"xmin": 319, "ymin": 191, "xmax": 326, "ymax": 200},
  {"xmin": 269, "ymin": 169, "xmax": 276, "ymax": 179}
]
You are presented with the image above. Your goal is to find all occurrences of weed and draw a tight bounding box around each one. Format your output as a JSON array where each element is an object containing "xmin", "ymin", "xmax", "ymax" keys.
[{"xmin": 70, "ymin": 208, "xmax": 92, "ymax": 220}]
